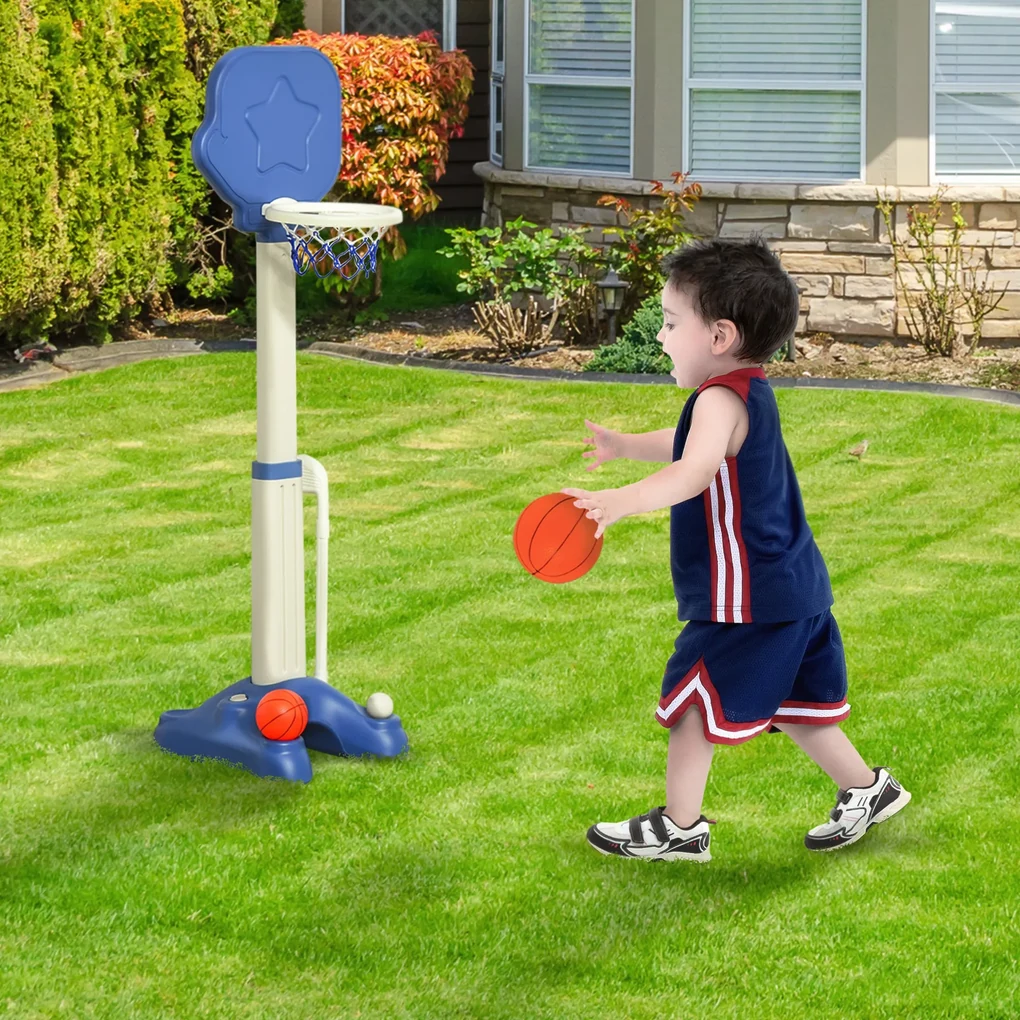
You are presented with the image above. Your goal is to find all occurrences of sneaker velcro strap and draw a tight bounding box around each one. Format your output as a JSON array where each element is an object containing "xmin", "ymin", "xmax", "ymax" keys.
[
  {"xmin": 628, "ymin": 815, "xmax": 644, "ymax": 844},
  {"xmin": 648, "ymin": 806, "xmax": 670, "ymax": 843}
]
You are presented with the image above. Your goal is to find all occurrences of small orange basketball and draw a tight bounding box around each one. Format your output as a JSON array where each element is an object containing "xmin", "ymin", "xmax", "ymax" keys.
[
  {"xmin": 513, "ymin": 492, "xmax": 603, "ymax": 584},
  {"xmin": 255, "ymin": 688, "xmax": 309, "ymax": 741}
]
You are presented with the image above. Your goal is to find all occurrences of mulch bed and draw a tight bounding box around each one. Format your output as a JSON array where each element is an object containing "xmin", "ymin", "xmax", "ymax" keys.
[{"xmin": 116, "ymin": 303, "xmax": 1020, "ymax": 393}]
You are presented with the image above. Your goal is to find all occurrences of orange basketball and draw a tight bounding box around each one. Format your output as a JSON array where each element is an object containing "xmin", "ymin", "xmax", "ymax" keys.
[
  {"xmin": 513, "ymin": 492, "xmax": 603, "ymax": 584},
  {"xmin": 255, "ymin": 688, "xmax": 309, "ymax": 741}
]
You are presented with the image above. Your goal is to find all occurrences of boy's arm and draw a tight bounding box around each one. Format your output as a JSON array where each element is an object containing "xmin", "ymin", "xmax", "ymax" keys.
[
  {"xmin": 620, "ymin": 428, "xmax": 677, "ymax": 463},
  {"xmin": 615, "ymin": 387, "xmax": 745, "ymax": 516}
]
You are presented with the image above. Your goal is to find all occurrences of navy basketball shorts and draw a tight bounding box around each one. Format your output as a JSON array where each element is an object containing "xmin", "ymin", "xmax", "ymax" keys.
[{"xmin": 656, "ymin": 608, "xmax": 850, "ymax": 745}]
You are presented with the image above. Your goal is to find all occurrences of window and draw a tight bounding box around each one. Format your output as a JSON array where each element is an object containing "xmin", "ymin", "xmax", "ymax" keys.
[
  {"xmin": 684, "ymin": 0, "xmax": 866, "ymax": 181},
  {"xmin": 525, "ymin": 0, "xmax": 634, "ymax": 175},
  {"xmin": 491, "ymin": 0, "xmax": 505, "ymax": 164},
  {"xmin": 342, "ymin": 0, "xmax": 456, "ymax": 49},
  {"xmin": 933, "ymin": 1, "xmax": 1020, "ymax": 179}
]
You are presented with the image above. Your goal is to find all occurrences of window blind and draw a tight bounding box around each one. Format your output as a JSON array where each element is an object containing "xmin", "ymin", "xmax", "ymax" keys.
[
  {"xmin": 935, "ymin": 1, "xmax": 1020, "ymax": 175},
  {"xmin": 936, "ymin": 92, "xmax": 1020, "ymax": 173},
  {"xmin": 690, "ymin": 91, "xmax": 861, "ymax": 178},
  {"xmin": 529, "ymin": 0, "xmax": 632, "ymax": 77},
  {"xmin": 935, "ymin": 2, "xmax": 1020, "ymax": 84},
  {"xmin": 691, "ymin": 0, "xmax": 862, "ymax": 79},
  {"xmin": 529, "ymin": 84, "xmax": 631, "ymax": 172},
  {"xmin": 526, "ymin": 0, "xmax": 633, "ymax": 174},
  {"xmin": 687, "ymin": 0, "xmax": 864, "ymax": 181}
]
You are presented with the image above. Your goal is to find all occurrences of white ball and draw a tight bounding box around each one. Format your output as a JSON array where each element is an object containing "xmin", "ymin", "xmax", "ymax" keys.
[{"xmin": 365, "ymin": 692, "xmax": 393, "ymax": 719}]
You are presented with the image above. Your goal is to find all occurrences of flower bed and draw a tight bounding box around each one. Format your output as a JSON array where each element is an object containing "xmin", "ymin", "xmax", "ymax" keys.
[{"xmin": 121, "ymin": 306, "xmax": 1020, "ymax": 392}]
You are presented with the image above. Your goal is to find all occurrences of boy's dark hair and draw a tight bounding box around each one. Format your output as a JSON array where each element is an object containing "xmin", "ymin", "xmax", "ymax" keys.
[{"xmin": 661, "ymin": 235, "xmax": 800, "ymax": 364}]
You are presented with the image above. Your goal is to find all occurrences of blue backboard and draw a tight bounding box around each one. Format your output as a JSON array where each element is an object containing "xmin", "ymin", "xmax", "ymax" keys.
[{"xmin": 192, "ymin": 46, "xmax": 342, "ymax": 242}]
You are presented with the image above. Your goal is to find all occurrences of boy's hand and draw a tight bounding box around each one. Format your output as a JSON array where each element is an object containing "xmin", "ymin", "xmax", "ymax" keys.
[
  {"xmin": 560, "ymin": 487, "xmax": 627, "ymax": 540},
  {"xmin": 581, "ymin": 419, "xmax": 626, "ymax": 471}
]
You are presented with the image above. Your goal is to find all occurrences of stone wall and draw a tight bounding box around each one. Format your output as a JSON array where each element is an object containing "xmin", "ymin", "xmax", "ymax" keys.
[{"xmin": 474, "ymin": 163, "xmax": 1020, "ymax": 345}]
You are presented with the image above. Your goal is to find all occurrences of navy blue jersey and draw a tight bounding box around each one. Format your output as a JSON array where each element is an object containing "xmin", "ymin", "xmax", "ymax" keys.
[{"xmin": 670, "ymin": 366, "xmax": 834, "ymax": 623}]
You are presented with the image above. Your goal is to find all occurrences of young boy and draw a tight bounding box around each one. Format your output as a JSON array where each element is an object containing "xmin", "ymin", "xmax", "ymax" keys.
[{"xmin": 562, "ymin": 236, "xmax": 910, "ymax": 863}]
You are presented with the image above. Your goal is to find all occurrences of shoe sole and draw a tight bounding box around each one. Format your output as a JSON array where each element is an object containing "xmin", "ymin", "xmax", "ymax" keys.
[
  {"xmin": 806, "ymin": 789, "xmax": 912, "ymax": 853},
  {"xmin": 586, "ymin": 830, "xmax": 711, "ymax": 863}
]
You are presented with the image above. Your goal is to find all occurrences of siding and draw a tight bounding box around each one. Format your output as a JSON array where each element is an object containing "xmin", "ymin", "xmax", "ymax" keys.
[{"xmin": 432, "ymin": 0, "xmax": 491, "ymax": 224}]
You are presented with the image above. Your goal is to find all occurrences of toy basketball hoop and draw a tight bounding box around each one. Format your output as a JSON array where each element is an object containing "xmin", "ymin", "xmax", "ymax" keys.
[
  {"xmin": 263, "ymin": 198, "xmax": 403, "ymax": 280},
  {"xmin": 154, "ymin": 45, "xmax": 410, "ymax": 782}
]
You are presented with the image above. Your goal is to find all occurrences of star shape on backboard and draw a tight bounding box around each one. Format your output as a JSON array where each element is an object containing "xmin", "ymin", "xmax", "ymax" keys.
[{"xmin": 244, "ymin": 77, "xmax": 320, "ymax": 174}]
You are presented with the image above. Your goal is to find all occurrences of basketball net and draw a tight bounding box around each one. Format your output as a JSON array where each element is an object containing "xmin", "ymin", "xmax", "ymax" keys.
[{"xmin": 280, "ymin": 222, "xmax": 388, "ymax": 281}]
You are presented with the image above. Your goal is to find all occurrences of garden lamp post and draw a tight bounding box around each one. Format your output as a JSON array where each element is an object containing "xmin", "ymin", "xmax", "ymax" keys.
[{"xmin": 596, "ymin": 267, "xmax": 629, "ymax": 345}]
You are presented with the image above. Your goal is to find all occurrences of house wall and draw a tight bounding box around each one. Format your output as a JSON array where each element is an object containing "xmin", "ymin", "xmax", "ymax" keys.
[
  {"xmin": 477, "ymin": 166, "xmax": 1020, "ymax": 344},
  {"xmin": 477, "ymin": 0, "xmax": 1019, "ymax": 345}
]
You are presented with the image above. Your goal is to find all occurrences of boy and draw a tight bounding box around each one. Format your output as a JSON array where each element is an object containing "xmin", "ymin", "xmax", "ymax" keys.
[{"xmin": 561, "ymin": 236, "xmax": 910, "ymax": 863}]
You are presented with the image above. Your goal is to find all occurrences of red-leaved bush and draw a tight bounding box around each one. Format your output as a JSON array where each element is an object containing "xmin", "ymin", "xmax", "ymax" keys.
[{"xmin": 273, "ymin": 30, "xmax": 474, "ymax": 219}]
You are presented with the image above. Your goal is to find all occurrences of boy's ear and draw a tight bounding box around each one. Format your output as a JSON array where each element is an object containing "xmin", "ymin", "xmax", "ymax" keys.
[{"xmin": 711, "ymin": 319, "xmax": 741, "ymax": 355}]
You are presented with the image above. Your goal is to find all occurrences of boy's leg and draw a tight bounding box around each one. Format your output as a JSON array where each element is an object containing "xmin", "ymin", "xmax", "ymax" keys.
[
  {"xmin": 773, "ymin": 721, "xmax": 874, "ymax": 790},
  {"xmin": 665, "ymin": 706, "xmax": 715, "ymax": 827}
]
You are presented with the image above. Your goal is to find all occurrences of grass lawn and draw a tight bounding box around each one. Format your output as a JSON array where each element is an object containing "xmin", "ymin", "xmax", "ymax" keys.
[{"xmin": 0, "ymin": 354, "xmax": 1018, "ymax": 1019}]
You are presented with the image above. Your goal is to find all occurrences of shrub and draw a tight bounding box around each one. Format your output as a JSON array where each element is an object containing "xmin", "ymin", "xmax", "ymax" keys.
[
  {"xmin": 877, "ymin": 187, "xmax": 1006, "ymax": 358},
  {"xmin": 596, "ymin": 170, "xmax": 703, "ymax": 320},
  {"xmin": 24, "ymin": 0, "xmax": 200, "ymax": 343},
  {"xmin": 275, "ymin": 30, "xmax": 473, "ymax": 220},
  {"xmin": 0, "ymin": 1, "xmax": 292, "ymax": 350},
  {"xmin": 180, "ymin": 0, "xmax": 286, "ymax": 81},
  {"xmin": 267, "ymin": 29, "xmax": 473, "ymax": 321},
  {"xmin": 440, "ymin": 216, "xmax": 604, "ymax": 347},
  {"xmin": 583, "ymin": 295, "xmax": 670, "ymax": 375},
  {"xmin": 0, "ymin": 2, "xmax": 62, "ymax": 342}
]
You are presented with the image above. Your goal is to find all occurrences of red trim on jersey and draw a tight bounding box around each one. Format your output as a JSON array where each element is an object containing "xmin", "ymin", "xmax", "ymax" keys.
[{"xmin": 696, "ymin": 365, "xmax": 765, "ymax": 403}]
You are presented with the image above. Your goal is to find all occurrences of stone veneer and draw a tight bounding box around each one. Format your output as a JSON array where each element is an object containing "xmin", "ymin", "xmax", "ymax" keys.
[{"xmin": 474, "ymin": 162, "xmax": 1020, "ymax": 345}]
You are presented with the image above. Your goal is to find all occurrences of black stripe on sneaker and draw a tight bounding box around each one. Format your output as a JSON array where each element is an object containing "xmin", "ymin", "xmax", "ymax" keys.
[{"xmin": 869, "ymin": 778, "xmax": 901, "ymax": 820}]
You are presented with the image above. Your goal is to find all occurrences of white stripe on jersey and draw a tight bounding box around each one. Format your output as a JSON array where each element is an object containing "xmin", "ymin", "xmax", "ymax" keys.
[
  {"xmin": 719, "ymin": 460, "xmax": 744, "ymax": 623},
  {"xmin": 708, "ymin": 473, "xmax": 727, "ymax": 620}
]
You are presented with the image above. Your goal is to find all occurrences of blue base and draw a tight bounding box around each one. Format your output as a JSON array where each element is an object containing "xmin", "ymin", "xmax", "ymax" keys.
[{"xmin": 153, "ymin": 676, "xmax": 409, "ymax": 783}]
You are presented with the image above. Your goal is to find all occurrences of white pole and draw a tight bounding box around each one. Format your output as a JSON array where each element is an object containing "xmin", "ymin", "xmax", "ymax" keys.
[{"xmin": 251, "ymin": 241, "xmax": 307, "ymax": 686}]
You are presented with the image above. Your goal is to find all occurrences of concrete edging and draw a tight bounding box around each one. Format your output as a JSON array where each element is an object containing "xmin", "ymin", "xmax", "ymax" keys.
[{"xmin": 1, "ymin": 336, "xmax": 1018, "ymax": 408}]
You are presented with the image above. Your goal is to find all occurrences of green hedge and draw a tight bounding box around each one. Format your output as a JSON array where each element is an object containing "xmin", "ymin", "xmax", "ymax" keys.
[{"xmin": 0, "ymin": 1, "xmax": 298, "ymax": 349}]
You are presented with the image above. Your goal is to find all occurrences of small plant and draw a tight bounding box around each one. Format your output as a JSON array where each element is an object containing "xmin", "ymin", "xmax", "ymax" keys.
[
  {"xmin": 877, "ymin": 187, "xmax": 1006, "ymax": 357},
  {"xmin": 473, "ymin": 296, "xmax": 560, "ymax": 359},
  {"xmin": 440, "ymin": 216, "xmax": 603, "ymax": 351},
  {"xmin": 596, "ymin": 171, "xmax": 703, "ymax": 320},
  {"xmin": 440, "ymin": 216, "xmax": 595, "ymax": 302}
]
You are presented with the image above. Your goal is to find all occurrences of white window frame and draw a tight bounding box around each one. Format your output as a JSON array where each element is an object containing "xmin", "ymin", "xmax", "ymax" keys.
[
  {"xmin": 340, "ymin": 0, "xmax": 457, "ymax": 49},
  {"xmin": 681, "ymin": 0, "xmax": 867, "ymax": 183},
  {"xmin": 523, "ymin": 0, "xmax": 636, "ymax": 178},
  {"xmin": 930, "ymin": 0, "xmax": 1020, "ymax": 183},
  {"xmin": 491, "ymin": 80, "xmax": 504, "ymax": 166},
  {"xmin": 491, "ymin": 0, "xmax": 505, "ymax": 165}
]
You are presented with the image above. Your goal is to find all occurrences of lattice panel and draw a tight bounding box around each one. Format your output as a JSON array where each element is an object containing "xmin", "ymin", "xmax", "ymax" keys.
[{"xmin": 345, "ymin": 0, "xmax": 444, "ymax": 39}]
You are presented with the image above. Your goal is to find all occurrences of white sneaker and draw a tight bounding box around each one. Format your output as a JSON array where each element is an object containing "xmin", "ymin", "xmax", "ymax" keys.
[
  {"xmin": 805, "ymin": 766, "xmax": 911, "ymax": 852},
  {"xmin": 586, "ymin": 806, "xmax": 715, "ymax": 862}
]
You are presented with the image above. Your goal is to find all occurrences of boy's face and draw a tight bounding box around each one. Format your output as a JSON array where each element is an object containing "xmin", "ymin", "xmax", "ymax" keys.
[{"xmin": 658, "ymin": 283, "xmax": 744, "ymax": 388}]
